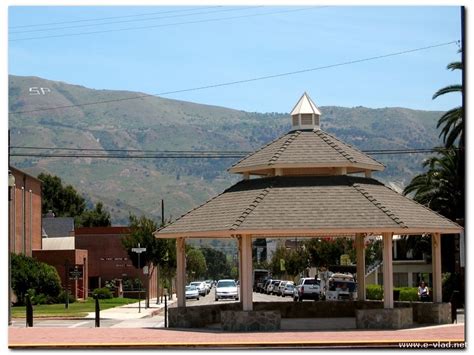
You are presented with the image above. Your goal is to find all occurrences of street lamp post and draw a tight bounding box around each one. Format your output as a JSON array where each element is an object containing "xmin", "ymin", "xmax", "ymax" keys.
[
  {"xmin": 131, "ymin": 243, "xmax": 146, "ymax": 313},
  {"xmin": 8, "ymin": 171, "xmax": 15, "ymax": 326}
]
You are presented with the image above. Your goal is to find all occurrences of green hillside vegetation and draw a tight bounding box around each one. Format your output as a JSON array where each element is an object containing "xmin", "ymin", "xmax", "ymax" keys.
[{"xmin": 9, "ymin": 75, "xmax": 443, "ymax": 224}]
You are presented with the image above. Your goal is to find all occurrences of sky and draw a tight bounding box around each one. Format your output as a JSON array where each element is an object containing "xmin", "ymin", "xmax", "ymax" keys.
[{"xmin": 8, "ymin": 4, "xmax": 463, "ymax": 113}]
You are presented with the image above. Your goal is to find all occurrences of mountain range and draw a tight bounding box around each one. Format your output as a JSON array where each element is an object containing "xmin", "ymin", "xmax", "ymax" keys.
[{"xmin": 9, "ymin": 75, "xmax": 443, "ymax": 225}]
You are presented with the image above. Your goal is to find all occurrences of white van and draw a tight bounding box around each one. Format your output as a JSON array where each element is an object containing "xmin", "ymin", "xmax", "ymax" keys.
[{"xmin": 325, "ymin": 273, "xmax": 357, "ymax": 301}]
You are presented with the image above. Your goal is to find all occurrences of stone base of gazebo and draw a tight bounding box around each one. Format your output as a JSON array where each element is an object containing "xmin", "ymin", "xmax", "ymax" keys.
[
  {"xmin": 355, "ymin": 308, "xmax": 413, "ymax": 329},
  {"xmin": 168, "ymin": 301, "xmax": 451, "ymax": 329},
  {"xmin": 221, "ymin": 310, "xmax": 281, "ymax": 331},
  {"xmin": 413, "ymin": 302, "xmax": 451, "ymax": 324}
]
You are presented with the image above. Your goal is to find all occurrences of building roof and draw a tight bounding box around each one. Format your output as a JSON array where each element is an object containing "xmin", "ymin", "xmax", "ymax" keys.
[
  {"xmin": 75, "ymin": 226, "xmax": 130, "ymax": 236},
  {"xmin": 155, "ymin": 176, "xmax": 461, "ymax": 238},
  {"xmin": 229, "ymin": 130, "xmax": 384, "ymax": 174},
  {"xmin": 42, "ymin": 237, "xmax": 75, "ymax": 250},
  {"xmin": 42, "ymin": 217, "xmax": 75, "ymax": 238},
  {"xmin": 290, "ymin": 92, "xmax": 321, "ymax": 116}
]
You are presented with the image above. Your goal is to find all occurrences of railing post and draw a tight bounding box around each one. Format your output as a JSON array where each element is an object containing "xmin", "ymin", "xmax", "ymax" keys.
[
  {"xmin": 94, "ymin": 295, "xmax": 100, "ymax": 328},
  {"xmin": 25, "ymin": 294, "xmax": 33, "ymax": 327}
]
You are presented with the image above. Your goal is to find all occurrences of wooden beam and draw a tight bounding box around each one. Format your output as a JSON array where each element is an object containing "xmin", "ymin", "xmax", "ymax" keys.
[
  {"xmin": 355, "ymin": 234, "xmax": 366, "ymax": 300},
  {"xmin": 382, "ymin": 232, "xmax": 394, "ymax": 308},
  {"xmin": 176, "ymin": 237, "xmax": 186, "ymax": 308},
  {"xmin": 239, "ymin": 235, "xmax": 253, "ymax": 311},
  {"xmin": 431, "ymin": 233, "xmax": 442, "ymax": 302}
]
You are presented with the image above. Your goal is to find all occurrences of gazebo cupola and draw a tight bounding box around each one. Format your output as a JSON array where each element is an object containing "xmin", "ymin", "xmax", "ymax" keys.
[
  {"xmin": 229, "ymin": 92, "xmax": 385, "ymax": 179},
  {"xmin": 291, "ymin": 92, "xmax": 322, "ymax": 131}
]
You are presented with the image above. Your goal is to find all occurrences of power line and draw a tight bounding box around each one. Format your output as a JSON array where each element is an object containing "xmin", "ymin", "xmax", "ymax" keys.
[
  {"xmin": 9, "ymin": 6, "xmax": 323, "ymax": 42},
  {"xmin": 9, "ymin": 147, "xmax": 454, "ymax": 159},
  {"xmin": 9, "ymin": 40, "xmax": 458, "ymax": 116},
  {"xmin": 10, "ymin": 146, "xmax": 249, "ymax": 154},
  {"xmin": 8, "ymin": 6, "xmax": 222, "ymax": 29},
  {"xmin": 10, "ymin": 6, "xmax": 261, "ymax": 34}
]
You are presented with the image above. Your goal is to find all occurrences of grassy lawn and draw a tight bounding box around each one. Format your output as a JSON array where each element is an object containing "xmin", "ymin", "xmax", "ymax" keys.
[{"xmin": 11, "ymin": 297, "xmax": 138, "ymax": 318}]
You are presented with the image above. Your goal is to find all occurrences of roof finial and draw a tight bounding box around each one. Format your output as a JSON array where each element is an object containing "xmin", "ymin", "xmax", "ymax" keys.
[{"xmin": 290, "ymin": 92, "xmax": 321, "ymax": 131}]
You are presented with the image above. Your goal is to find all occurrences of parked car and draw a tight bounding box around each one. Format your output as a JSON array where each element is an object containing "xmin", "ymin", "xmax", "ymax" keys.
[
  {"xmin": 278, "ymin": 281, "xmax": 293, "ymax": 296},
  {"xmin": 190, "ymin": 281, "xmax": 207, "ymax": 296},
  {"xmin": 294, "ymin": 277, "xmax": 321, "ymax": 301},
  {"xmin": 215, "ymin": 279, "xmax": 239, "ymax": 301},
  {"xmin": 281, "ymin": 283, "xmax": 295, "ymax": 297},
  {"xmin": 263, "ymin": 279, "xmax": 273, "ymax": 294},
  {"xmin": 267, "ymin": 280, "xmax": 281, "ymax": 295},
  {"xmin": 185, "ymin": 285, "xmax": 200, "ymax": 300}
]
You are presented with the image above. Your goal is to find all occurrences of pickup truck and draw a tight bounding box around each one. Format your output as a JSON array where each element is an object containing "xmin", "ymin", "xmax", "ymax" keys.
[{"xmin": 293, "ymin": 278, "xmax": 321, "ymax": 301}]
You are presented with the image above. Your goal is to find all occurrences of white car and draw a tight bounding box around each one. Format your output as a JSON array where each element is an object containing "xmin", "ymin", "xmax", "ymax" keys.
[
  {"xmin": 189, "ymin": 281, "xmax": 207, "ymax": 296},
  {"xmin": 185, "ymin": 285, "xmax": 200, "ymax": 300},
  {"xmin": 215, "ymin": 279, "xmax": 239, "ymax": 301}
]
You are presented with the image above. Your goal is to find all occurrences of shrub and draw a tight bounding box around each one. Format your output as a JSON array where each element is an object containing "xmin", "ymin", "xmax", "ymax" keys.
[
  {"xmin": 366, "ymin": 284, "xmax": 383, "ymax": 300},
  {"xmin": 397, "ymin": 287, "xmax": 419, "ymax": 301},
  {"xmin": 11, "ymin": 253, "xmax": 62, "ymax": 305},
  {"xmin": 57, "ymin": 289, "xmax": 77, "ymax": 304},
  {"xmin": 93, "ymin": 287, "xmax": 113, "ymax": 299}
]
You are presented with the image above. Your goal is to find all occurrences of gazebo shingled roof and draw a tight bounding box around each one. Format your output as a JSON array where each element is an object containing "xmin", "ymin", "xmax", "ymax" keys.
[
  {"xmin": 228, "ymin": 130, "xmax": 384, "ymax": 175},
  {"xmin": 156, "ymin": 175, "xmax": 460, "ymax": 237}
]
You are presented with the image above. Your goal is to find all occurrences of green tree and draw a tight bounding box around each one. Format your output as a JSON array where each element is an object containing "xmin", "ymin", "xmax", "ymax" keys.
[
  {"xmin": 186, "ymin": 246, "xmax": 207, "ymax": 280},
  {"xmin": 305, "ymin": 237, "xmax": 355, "ymax": 268},
  {"xmin": 200, "ymin": 247, "xmax": 231, "ymax": 280},
  {"xmin": 38, "ymin": 173, "xmax": 86, "ymax": 217},
  {"xmin": 11, "ymin": 253, "xmax": 62, "ymax": 305},
  {"xmin": 76, "ymin": 201, "xmax": 112, "ymax": 227},
  {"xmin": 122, "ymin": 214, "xmax": 169, "ymax": 269}
]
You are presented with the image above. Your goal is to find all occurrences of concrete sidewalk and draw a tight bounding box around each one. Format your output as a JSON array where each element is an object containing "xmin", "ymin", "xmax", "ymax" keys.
[{"xmin": 85, "ymin": 295, "xmax": 177, "ymax": 320}]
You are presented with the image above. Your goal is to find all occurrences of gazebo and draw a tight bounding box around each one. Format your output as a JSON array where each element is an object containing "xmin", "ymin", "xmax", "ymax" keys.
[{"xmin": 155, "ymin": 93, "xmax": 462, "ymax": 330}]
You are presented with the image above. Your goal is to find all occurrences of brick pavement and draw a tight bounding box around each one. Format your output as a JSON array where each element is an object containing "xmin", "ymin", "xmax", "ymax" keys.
[{"xmin": 9, "ymin": 323, "xmax": 465, "ymax": 349}]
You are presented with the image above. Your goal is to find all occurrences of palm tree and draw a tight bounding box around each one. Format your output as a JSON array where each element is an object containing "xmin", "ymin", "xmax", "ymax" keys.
[
  {"xmin": 432, "ymin": 58, "xmax": 463, "ymax": 148},
  {"xmin": 403, "ymin": 147, "xmax": 461, "ymax": 221}
]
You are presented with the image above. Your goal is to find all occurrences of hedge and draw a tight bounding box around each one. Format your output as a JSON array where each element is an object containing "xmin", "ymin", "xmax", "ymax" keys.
[{"xmin": 366, "ymin": 284, "xmax": 418, "ymax": 301}]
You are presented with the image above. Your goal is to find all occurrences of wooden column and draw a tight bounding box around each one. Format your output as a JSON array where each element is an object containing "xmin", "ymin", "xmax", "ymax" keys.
[
  {"xmin": 382, "ymin": 232, "xmax": 394, "ymax": 308},
  {"xmin": 355, "ymin": 234, "xmax": 366, "ymax": 300},
  {"xmin": 176, "ymin": 237, "xmax": 186, "ymax": 308},
  {"xmin": 431, "ymin": 233, "xmax": 442, "ymax": 302},
  {"xmin": 239, "ymin": 235, "xmax": 253, "ymax": 311}
]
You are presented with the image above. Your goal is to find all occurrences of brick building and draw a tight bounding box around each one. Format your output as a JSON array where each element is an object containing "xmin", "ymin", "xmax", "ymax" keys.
[
  {"xmin": 32, "ymin": 249, "xmax": 88, "ymax": 299},
  {"xmin": 75, "ymin": 227, "xmax": 158, "ymax": 299},
  {"xmin": 9, "ymin": 167, "xmax": 42, "ymax": 256}
]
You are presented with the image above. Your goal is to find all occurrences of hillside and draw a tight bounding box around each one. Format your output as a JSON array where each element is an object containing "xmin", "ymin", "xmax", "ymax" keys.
[{"xmin": 9, "ymin": 75, "xmax": 443, "ymax": 224}]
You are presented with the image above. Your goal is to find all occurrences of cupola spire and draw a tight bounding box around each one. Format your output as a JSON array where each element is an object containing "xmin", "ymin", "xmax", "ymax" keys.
[{"xmin": 290, "ymin": 92, "xmax": 321, "ymax": 131}]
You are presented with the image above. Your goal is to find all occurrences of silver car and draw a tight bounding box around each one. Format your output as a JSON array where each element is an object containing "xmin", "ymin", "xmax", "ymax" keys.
[{"xmin": 215, "ymin": 279, "xmax": 239, "ymax": 301}]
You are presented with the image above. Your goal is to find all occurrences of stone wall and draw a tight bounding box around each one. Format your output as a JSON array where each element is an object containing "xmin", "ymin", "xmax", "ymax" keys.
[
  {"xmin": 413, "ymin": 302, "xmax": 451, "ymax": 324},
  {"xmin": 221, "ymin": 310, "xmax": 280, "ymax": 331},
  {"xmin": 355, "ymin": 308, "xmax": 413, "ymax": 329},
  {"xmin": 168, "ymin": 300, "xmax": 450, "ymax": 329}
]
